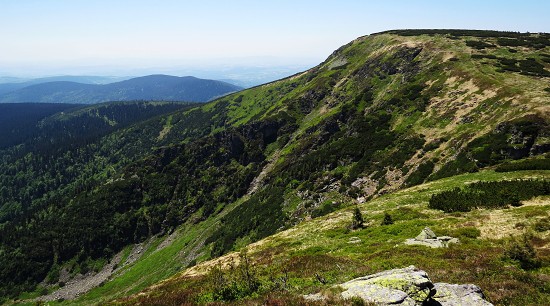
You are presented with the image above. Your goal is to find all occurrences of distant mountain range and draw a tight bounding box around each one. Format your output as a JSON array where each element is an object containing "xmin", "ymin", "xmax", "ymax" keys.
[
  {"xmin": 0, "ymin": 75, "xmax": 131, "ymax": 96},
  {"xmin": 0, "ymin": 75, "xmax": 242, "ymax": 104}
]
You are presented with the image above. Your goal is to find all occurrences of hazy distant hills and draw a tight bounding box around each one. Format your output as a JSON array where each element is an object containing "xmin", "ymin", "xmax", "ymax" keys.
[
  {"xmin": 0, "ymin": 75, "xmax": 242, "ymax": 104},
  {"xmin": 0, "ymin": 75, "xmax": 130, "ymax": 96}
]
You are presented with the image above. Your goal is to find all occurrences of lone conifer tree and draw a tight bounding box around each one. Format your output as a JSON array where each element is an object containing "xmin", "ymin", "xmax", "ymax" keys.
[
  {"xmin": 351, "ymin": 206, "xmax": 364, "ymax": 229},
  {"xmin": 381, "ymin": 212, "xmax": 394, "ymax": 225}
]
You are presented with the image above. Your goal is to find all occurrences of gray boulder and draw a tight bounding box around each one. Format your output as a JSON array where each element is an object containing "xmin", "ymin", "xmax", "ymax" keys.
[
  {"xmin": 304, "ymin": 266, "xmax": 493, "ymax": 305},
  {"xmin": 339, "ymin": 266, "xmax": 434, "ymax": 304},
  {"xmin": 427, "ymin": 283, "xmax": 493, "ymax": 306},
  {"xmin": 405, "ymin": 227, "xmax": 459, "ymax": 248},
  {"xmin": 416, "ymin": 227, "xmax": 437, "ymax": 240}
]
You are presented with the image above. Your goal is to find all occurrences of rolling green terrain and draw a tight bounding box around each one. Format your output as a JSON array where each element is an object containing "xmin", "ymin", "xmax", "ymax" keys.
[{"xmin": 1, "ymin": 30, "xmax": 549, "ymax": 305}]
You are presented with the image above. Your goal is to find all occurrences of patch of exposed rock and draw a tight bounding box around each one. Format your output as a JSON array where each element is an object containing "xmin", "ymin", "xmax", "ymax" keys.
[
  {"xmin": 37, "ymin": 252, "xmax": 123, "ymax": 302},
  {"xmin": 36, "ymin": 239, "xmax": 152, "ymax": 302},
  {"xmin": 404, "ymin": 227, "xmax": 459, "ymax": 248},
  {"xmin": 304, "ymin": 265, "xmax": 492, "ymax": 305}
]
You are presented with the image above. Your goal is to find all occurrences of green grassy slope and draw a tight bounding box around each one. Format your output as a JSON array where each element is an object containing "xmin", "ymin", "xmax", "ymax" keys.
[{"xmin": 113, "ymin": 170, "xmax": 550, "ymax": 305}]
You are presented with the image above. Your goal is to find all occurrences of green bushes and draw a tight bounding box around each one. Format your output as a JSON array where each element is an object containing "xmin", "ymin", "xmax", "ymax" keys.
[
  {"xmin": 430, "ymin": 152, "xmax": 478, "ymax": 180},
  {"xmin": 386, "ymin": 29, "xmax": 535, "ymax": 38},
  {"xmin": 471, "ymin": 53, "xmax": 550, "ymax": 77},
  {"xmin": 381, "ymin": 212, "xmax": 394, "ymax": 225},
  {"xmin": 385, "ymin": 30, "xmax": 550, "ymax": 48},
  {"xmin": 234, "ymin": 95, "xmax": 244, "ymax": 103},
  {"xmin": 466, "ymin": 40, "xmax": 495, "ymax": 49},
  {"xmin": 208, "ymin": 185, "xmax": 286, "ymax": 257},
  {"xmin": 497, "ymin": 57, "xmax": 550, "ymax": 76},
  {"xmin": 313, "ymin": 201, "xmax": 342, "ymax": 218},
  {"xmin": 497, "ymin": 37, "xmax": 550, "ymax": 49},
  {"xmin": 428, "ymin": 179, "xmax": 550, "ymax": 212},
  {"xmin": 534, "ymin": 217, "xmax": 550, "ymax": 232},
  {"xmin": 208, "ymin": 251, "xmax": 260, "ymax": 301},
  {"xmin": 432, "ymin": 115, "xmax": 549, "ymax": 178},
  {"xmin": 495, "ymin": 158, "xmax": 550, "ymax": 172},
  {"xmin": 404, "ymin": 161, "xmax": 435, "ymax": 187},
  {"xmin": 518, "ymin": 58, "xmax": 550, "ymax": 76},
  {"xmin": 505, "ymin": 234, "xmax": 541, "ymax": 270},
  {"xmin": 451, "ymin": 227, "xmax": 481, "ymax": 239}
]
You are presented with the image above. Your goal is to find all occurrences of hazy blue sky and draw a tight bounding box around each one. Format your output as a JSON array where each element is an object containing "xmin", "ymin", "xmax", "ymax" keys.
[{"xmin": 0, "ymin": 0, "xmax": 549, "ymax": 77}]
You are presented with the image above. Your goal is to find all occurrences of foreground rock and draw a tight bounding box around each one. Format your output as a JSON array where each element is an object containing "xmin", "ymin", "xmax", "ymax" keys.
[
  {"xmin": 304, "ymin": 265, "xmax": 492, "ymax": 305},
  {"xmin": 404, "ymin": 227, "xmax": 459, "ymax": 248},
  {"xmin": 340, "ymin": 266, "xmax": 433, "ymax": 305},
  {"xmin": 428, "ymin": 283, "xmax": 493, "ymax": 306}
]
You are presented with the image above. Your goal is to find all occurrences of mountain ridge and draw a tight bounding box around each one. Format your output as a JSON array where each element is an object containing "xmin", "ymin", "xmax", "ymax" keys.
[
  {"xmin": 0, "ymin": 74, "xmax": 242, "ymax": 104},
  {"xmin": 0, "ymin": 76, "xmax": 131, "ymax": 96},
  {"xmin": 0, "ymin": 29, "xmax": 549, "ymax": 305}
]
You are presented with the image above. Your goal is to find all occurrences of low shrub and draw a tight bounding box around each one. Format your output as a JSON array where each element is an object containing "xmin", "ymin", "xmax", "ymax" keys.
[
  {"xmin": 208, "ymin": 251, "xmax": 260, "ymax": 301},
  {"xmin": 495, "ymin": 158, "xmax": 550, "ymax": 172},
  {"xmin": 428, "ymin": 179, "xmax": 549, "ymax": 212},
  {"xmin": 313, "ymin": 201, "xmax": 342, "ymax": 218},
  {"xmin": 381, "ymin": 212, "xmax": 394, "ymax": 225},
  {"xmin": 452, "ymin": 227, "xmax": 481, "ymax": 239},
  {"xmin": 466, "ymin": 40, "xmax": 495, "ymax": 49},
  {"xmin": 534, "ymin": 218, "xmax": 550, "ymax": 232},
  {"xmin": 505, "ymin": 234, "xmax": 541, "ymax": 270}
]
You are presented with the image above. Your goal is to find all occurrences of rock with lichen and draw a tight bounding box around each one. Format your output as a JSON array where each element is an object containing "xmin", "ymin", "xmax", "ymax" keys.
[
  {"xmin": 304, "ymin": 265, "xmax": 493, "ymax": 305},
  {"xmin": 427, "ymin": 283, "xmax": 493, "ymax": 306},
  {"xmin": 404, "ymin": 227, "xmax": 459, "ymax": 248},
  {"xmin": 339, "ymin": 266, "xmax": 434, "ymax": 304}
]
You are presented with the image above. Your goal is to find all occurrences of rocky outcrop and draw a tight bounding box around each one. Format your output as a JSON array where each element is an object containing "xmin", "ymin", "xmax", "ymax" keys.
[
  {"xmin": 427, "ymin": 283, "xmax": 493, "ymax": 306},
  {"xmin": 304, "ymin": 265, "xmax": 493, "ymax": 305},
  {"xmin": 404, "ymin": 227, "xmax": 459, "ymax": 248},
  {"xmin": 340, "ymin": 266, "xmax": 433, "ymax": 305}
]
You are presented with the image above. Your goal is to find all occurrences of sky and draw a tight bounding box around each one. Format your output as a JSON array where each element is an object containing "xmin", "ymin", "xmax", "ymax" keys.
[{"xmin": 0, "ymin": 0, "xmax": 549, "ymax": 78}]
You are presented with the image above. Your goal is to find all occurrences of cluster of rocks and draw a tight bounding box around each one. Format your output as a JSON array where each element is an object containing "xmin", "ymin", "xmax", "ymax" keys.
[
  {"xmin": 404, "ymin": 227, "xmax": 459, "ymax": 248},
  {"xmin": 305, "ymin": 265, "xmax": 493, "ymax": 305}
]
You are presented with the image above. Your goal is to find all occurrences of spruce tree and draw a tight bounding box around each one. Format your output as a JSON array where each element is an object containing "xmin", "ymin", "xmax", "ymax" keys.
[
  {"xmin": 381, "ymin": 212, "xmax": 394, "ymax": 225},
  {"xmin": 351, "ymin": 207, "xmax": 364, "ymax": 230}
]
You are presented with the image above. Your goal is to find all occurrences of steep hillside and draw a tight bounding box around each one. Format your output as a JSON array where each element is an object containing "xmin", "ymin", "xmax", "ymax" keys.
[
  {"xmin": 0, "ymin": 75, "xmax": 242, "ymax": 104},
  {"xmin": 1, "ymin": 30, "xmax": 549, "ymax": 304},
  {"xmin": 0, "ymin": 101, "xmax": 196, "ymax": 226},
  {"xmin": 116, "ymin": 170, "xmax": 550, "ymax": 305},
  {"xmin": 0, "ymin": 103, "xmax": 79, "ymax": 149}
]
